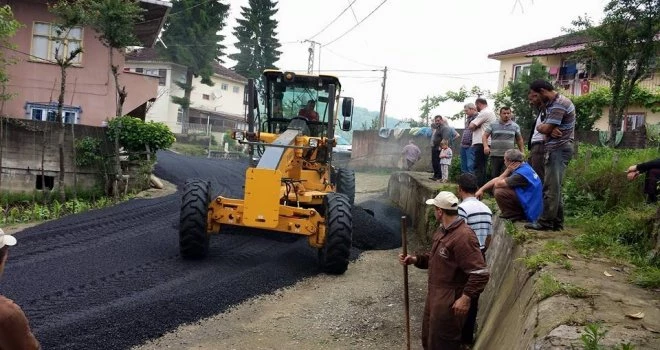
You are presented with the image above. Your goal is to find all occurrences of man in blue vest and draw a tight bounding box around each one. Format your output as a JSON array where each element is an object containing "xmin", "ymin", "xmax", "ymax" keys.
[{"xmin": 475, "ymin": 149, "xmax": 542, "ymax": 222}]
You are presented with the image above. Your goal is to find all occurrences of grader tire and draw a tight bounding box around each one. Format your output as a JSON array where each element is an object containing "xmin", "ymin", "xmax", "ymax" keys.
[
  {"xmin": 180, "ymin": 179, "xmax": 211, "ymax": 259},
  {"xmin": 319, "ymin": 193, "xmax": 353, "ymax": 274},
  {"xmin": 335, "ymin": 168, "xmax": 356, "ymax": 205}
]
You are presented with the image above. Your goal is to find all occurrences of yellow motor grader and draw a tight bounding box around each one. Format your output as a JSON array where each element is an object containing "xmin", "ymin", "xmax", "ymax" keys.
[{"xmin": 179, "ymin": 70, "xmax": 356, "ymax": 274}]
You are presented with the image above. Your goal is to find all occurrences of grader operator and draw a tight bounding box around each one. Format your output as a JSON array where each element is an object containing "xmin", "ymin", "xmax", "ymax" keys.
[{"xmin": 179, "ymin": 70, "xmax": 356, "ymax": 274}]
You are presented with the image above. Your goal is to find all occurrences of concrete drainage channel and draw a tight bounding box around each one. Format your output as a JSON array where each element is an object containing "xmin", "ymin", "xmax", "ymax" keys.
[
  {"xmin": 388, "ymin": 172, "xmax": 660, "ymax": 350},
  {"xmin": 0, "ymin": 151, "xmax": 403, "ymax": 350}
]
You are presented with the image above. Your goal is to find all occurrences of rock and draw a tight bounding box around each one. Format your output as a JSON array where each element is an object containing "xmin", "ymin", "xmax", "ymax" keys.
[{"xmin": 150, "ymin": 174, "xmax": 164, "ymax": 189}]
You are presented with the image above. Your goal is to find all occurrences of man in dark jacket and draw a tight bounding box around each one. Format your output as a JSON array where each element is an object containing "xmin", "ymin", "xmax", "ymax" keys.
[
  {"xmin": 627, "ymin": 158, "xmax": 660, "ymax": 203},
  {"xmin": 399, "ymin": 192, "xmax": 490, "ymax": 349}
]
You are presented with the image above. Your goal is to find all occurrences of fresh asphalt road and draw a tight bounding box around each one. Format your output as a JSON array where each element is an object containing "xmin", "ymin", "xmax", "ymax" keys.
[{"xmin": 0, "ymin": 151, "xmax": 401, "ymax": 349}]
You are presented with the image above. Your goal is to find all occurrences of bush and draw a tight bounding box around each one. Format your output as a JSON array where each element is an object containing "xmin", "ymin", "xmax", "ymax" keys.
[{"xmin": 107, "ymin": 116, "xmax": 175, "ymax": 153}]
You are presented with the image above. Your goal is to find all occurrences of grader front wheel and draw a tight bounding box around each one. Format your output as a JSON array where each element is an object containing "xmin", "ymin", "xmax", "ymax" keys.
[
  {"xmin": 318, "ymin": 193, "xmax": 353, "ymax": 274},
  {"xmin": 179, "ymin": 179, "xmax": 211, "ymax": 259}
]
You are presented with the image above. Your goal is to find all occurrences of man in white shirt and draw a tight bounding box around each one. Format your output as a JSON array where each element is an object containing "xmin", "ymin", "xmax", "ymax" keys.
[
  {"xmin": 469, "ymin": 98, "xmax": 497, "ymax": 186},
  {"xmin": 456, "ymin": 173, "xmax": 492, "ymax": 346}
]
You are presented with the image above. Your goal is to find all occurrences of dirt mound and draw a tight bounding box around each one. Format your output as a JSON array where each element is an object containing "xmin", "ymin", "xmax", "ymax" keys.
[{"xmin": 351, "ymin": 199, "xmax": 403, "ymax": 250}]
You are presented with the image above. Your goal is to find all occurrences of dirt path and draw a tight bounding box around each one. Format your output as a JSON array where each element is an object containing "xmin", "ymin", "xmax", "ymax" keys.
[{"xmin": 134, "ymin": 172, "xmax": 430, "ymax": 350}]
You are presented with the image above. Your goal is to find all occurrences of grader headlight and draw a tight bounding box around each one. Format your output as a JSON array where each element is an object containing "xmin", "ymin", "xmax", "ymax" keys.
[
  {"xmin": 233, "ymin": 131, "xmax": 245, "ymax": 141},
  {"xmin": 309, "ymin": 138, "xmax": 319, "ymax": 148}
]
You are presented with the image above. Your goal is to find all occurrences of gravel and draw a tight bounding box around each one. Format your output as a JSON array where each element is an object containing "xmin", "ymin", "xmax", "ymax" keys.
[{"xmin": 0, "ymin": 150, "xmax": 401, "ymax": 349}]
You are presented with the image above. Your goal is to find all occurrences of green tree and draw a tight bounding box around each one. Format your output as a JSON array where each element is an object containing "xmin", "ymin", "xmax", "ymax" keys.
[
  {"xmin": 409, "ymin": 86, "xmax": 490, "ymax": 127},
  {"xmin": 159, "ymin": 0, "xmax": 230, "ymax": 126},
  {"xmin": 49, "ymin": 0, "xmax": 93, "ymax": 202},
  {"xmin": 0, "ymin": 5, "xmax": 21, "ymax": 105},
  {"xmin": 229, "ymin": 0, "xmax": 282, "ymax": 93},
  {"xmin": 570, "ymin": 0, "xmax": 660, "ymax": 144},
  {"xmin": 88, "ymin": 0, "xmax": 144, "ymax": 117},
  {"xmin": 493, "ymin": 59, "xmax": 550, "ymax": 130}
]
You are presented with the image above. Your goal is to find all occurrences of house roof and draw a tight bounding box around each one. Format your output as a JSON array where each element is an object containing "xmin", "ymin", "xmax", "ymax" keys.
[
  {"xmin": 211, "ymin": 63, "xmax": 248, "ymax": 83},
  {"xmin": 134, "ymin": 0, "xmax": 172, "ymax": 47},
  {"xmin": 488, "ymin": 32, "xmax": 592, "ymax": 59},
  {"xmin": 126, "ymin": 48, "xmax": 247, "ymax": 83}
]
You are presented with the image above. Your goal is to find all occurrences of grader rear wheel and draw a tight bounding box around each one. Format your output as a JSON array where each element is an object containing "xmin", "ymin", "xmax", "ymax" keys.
[
  {"xmin": 318, "ymin": 193, "xmax": 353, "ymax": 274},
  {"xmin": 179, "ymin": 179, "xmax": 211, "ymax": 259}
]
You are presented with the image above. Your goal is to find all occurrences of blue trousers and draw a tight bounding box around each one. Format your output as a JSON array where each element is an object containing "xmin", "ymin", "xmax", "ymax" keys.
[{"xmin": 460, "ymin": 146, "xmax": 475, "ymax": 174}]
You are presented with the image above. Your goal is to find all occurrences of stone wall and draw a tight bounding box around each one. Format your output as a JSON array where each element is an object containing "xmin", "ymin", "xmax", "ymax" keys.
[{"xmin": 0, "ymin": 118, "xmax": 110, "ymax": 193}]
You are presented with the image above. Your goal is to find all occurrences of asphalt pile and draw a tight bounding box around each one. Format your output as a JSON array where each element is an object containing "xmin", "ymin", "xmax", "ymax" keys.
[{"xmin": 0, "ymin": 151, "xmax": 402, "ymax": 350}]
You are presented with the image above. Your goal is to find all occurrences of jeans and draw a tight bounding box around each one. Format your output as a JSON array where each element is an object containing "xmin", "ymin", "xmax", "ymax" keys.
[
  {"xmin": 490, "ymin": 156, "xmax": 505, "ymax": 178},
  {"xmin": 460, "ymin": 146, "xmax": 475, "ymax": 174},
  {"xmin": 431, "ymin": 147, "xmax": 442, "ymax": 179},
  {"xmin": 473, "ymin": 144, "xmax": 489, "ymax": 187},
  {"xmin": 529, "ymin": 142, "xmax": 545, "ymax": 182},
  {"xmin": 538, "ymin": 142, "xmax": 573, "ymax": 229}
]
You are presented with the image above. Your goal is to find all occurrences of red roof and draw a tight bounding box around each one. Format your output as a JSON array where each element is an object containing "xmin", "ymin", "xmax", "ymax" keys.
[{"xmin": 488, "ymin": 33, "xmax": 592, "ymax": 58}]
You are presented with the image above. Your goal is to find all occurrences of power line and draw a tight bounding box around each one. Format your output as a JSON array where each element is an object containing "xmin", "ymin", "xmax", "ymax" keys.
[
  {"xmin": 134, "ymin": 0, "xmax": 216, "ymax": 25},
  {"xmin": 322, "ymin": 0, "xmax": 389, "ymax": 48},
  {"xmin": 347, "ymin": 0, "xmax": 360, "ymax": 23},
  {"xmin": 307, "ymin": 0, "xmax": 359, "ymax": 40},
  {"xmin": 323, "ymin": 47, "xmax": 382, "ymax": 68},
  {"xmin": 389, "ymin": 68, "xmax": 503, "ymax": 77}
]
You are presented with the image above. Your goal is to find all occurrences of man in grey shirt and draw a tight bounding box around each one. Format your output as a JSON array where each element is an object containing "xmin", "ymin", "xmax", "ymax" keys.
[{"xmin": 483, "ymin": 106, "xmax": 524, "ymax": 178}]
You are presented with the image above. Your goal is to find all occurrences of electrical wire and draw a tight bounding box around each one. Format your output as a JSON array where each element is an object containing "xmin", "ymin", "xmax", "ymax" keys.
[
  {"xmin": 322, "ymin": 0, "xmax": 389, "ymax": 48},
  {"xmin": 323, "ymin": 47, "xmax": 383, "ymax": 69},
  {"xmin": 307, "ymin": 0, "xmax": 359, "ymax": 40}
]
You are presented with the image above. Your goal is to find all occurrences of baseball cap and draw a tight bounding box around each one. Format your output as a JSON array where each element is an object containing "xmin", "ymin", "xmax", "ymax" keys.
[
  {"xmin": 425, "ymin": 191, "xmax": 459, "ymax": 210},
  {"xmin": 0, "ymin": 228, "xmax": 17, "ymax": 249}
]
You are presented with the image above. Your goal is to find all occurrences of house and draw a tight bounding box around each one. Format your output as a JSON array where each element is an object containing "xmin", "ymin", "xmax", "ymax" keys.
[
  {"xmin": 125, "ymin": 47, "xmax": 248, "ymax": 135},
  {"xmin": 0, "ymin": 0, "xmax": 171, "ymax": 126},
  {"xmin": 488, "ymin": 33, "xmax": 660, "ymax": 131}
]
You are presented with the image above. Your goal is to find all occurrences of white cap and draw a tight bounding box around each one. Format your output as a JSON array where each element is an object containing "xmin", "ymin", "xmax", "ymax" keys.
[
  {"xmin": 425, "ymin": 191, "xmax": 459, "ymax": 210},
  {"xmin": 0, "ymin": 228, "xmax": 17, "ymax": 249}
]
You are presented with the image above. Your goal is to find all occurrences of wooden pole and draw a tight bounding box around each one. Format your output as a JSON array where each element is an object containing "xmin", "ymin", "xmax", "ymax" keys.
[{"xmin": 401, "ymin": 215, "xmax": 411, "ymax": 350}]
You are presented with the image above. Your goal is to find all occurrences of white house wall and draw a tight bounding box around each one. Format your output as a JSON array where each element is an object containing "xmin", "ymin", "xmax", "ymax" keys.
[{"xmin": 190, "ymin": 75, "xmax": 245, "ymax": 117}]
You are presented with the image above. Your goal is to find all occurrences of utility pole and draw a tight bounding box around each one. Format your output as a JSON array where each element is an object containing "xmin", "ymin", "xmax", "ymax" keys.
[
  {"xmin": 378, "ymin": 66, "xmax": 388, "ymax": 128},
  {"xmin": 304, "ymin": 40, "xmax": 321, "ymax": 74}
]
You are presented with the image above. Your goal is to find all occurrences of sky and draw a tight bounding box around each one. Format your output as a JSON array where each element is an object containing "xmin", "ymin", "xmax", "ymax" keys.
[{"xmin": 217, "ymin": 0, "xmax": 608, "ymax": 127}]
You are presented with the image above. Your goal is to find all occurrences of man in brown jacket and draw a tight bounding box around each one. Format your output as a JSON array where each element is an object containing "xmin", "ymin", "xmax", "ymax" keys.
[
  {"xmin": 399, "ymin": 192, "xmax": 490, "ymax": 350},
  {"xmin": 0, "ymin": 229, "xmax": 41, "ymax": 350}
]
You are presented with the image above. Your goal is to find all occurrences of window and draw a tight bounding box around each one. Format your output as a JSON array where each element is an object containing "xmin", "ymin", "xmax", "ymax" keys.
[
  {"xmin": 158, "ymin": 69, "xmax": 167, "ymax": 86},
  {"xmin": 622, "ymin": 113, "xmax": 645, "ymax": 131},
  {"xmin": 177, "ymin": 107, "xmax": 183, "ymax": 123},
  {"xmin": 221, "ymin": 83, "xmax": 228, "ymax": 91},
  {"xmin": 202, "ymin": 94, "xmax": 210, "ymax": 100},
  {"xmin": 232, "ymin": 86, "xmax": 240, "ymax": 94},
  {"xmin": 135, "ymin": 67, "xmax": 143, "ymax": 73},
  {"xmin": 145, "ymin": 68, "xmax": 159, "ymax": 76},
  {"xmin": 27, "ymin": 103, "xmax": 80, "ymax": 124},
  {"xmin": 512, "ymin": 63, "xmax": 531, "ymax": 80},
  {"xmin": 31, "ymin": 22, "xmax": 83, "ymax": 64}
]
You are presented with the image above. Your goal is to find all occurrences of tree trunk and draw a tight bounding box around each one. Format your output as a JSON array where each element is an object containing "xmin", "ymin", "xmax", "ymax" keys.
[
  {"xmin": 182, "ymin": 69, "xmax": 194, "ymax": 130},
  {"xmin": 57, "ymin": 65, "xmax": 67, "ymax": 203},
  {"xmin": 113, "ymin": 121, "xmax": 121, "ymax": 200},
  {"xmin": 607, "ymin": 105, "xmax": 619, "ymax": 146},
  {"xmin": 71, "ymin": 119, "xmax": 77, "ymax": 201},
  {"xmin": 110, "ymin": 49, "xmax": 127, "ymax": 117}
]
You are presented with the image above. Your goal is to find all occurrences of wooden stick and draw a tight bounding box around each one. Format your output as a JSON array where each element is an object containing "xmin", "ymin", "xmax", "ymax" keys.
[{"xmin": 401, "ymin": 215, "xmax": 411, "ymax": 350}]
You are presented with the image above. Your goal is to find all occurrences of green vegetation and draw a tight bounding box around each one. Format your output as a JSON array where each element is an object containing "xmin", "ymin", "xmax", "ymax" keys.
[
  {"xmin": 537, "ymin": 273, "xmax": 588, "ymax": 300},
  {"xmin": 107, "ymin": 116, "xmax": 175, "ymax": 155},
  {"xmin": 521, "ymin": 240, "xmax": 572, "ymax": 271},
  {"xmin": 579, "ymin": 322, "xmax": 636, "ymax": 350},
  {"xmin": 170, "ymin": 142, "xmax": 207, "ymax": 157},
  {"xmin": 505, "ymin": 220, "xmax": 534, "ymax": 244},
  {"xmin": 564, "ymin": 144, "xmax": 659, "ymax": 288}
]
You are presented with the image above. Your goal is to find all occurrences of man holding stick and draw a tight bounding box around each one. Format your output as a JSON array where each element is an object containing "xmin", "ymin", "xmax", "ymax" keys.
[{"xmin": 399, "ymin": 192, "xmax": 489, "ymax": 349}]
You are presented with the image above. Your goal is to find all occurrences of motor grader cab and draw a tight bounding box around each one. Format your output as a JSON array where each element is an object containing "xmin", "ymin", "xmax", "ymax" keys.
[{"xmin": 179, "ymin": 70, "xmax": 356, "ymax": 274}]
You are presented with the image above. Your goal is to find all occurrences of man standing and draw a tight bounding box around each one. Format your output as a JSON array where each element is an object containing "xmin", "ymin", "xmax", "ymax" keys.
[
  {"xmin": 527, "ymin": 90, "xmax": 547, "ymax": 181},
  {"xmin": 0, "ymin": 229, "xmax": 41, "ymax": 350},
  {"xmin": 525, "ymin": 80, "xmax": 576, "ymax": 231},
  {"xmin": 461, "ymin": 103, "xmax": 478, "ymax": 174},
  {"xmin": 483, "ymin": 106, "xmax": 525, "ymax": 179},
  {"xmin": 476, "ymin": 149, "xmax": 543, "ymax": 222},
  {"xmin": 430, "ymin": 115, "xmax": 456, "ymax": 181},
  {"xmin": 402, "ymin": 139, "xmax": 422, "ymax": 171},
  {"xmin": 469, "ymin": 98, "xmax": 497, "ymax": 186},
  {"xmin": 456, "ymin": 173, "xmax": 492, "ymax": 346},
  {"xmin": 399, "ymin": 192, "xmax": 489, "ymax": 350}
]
